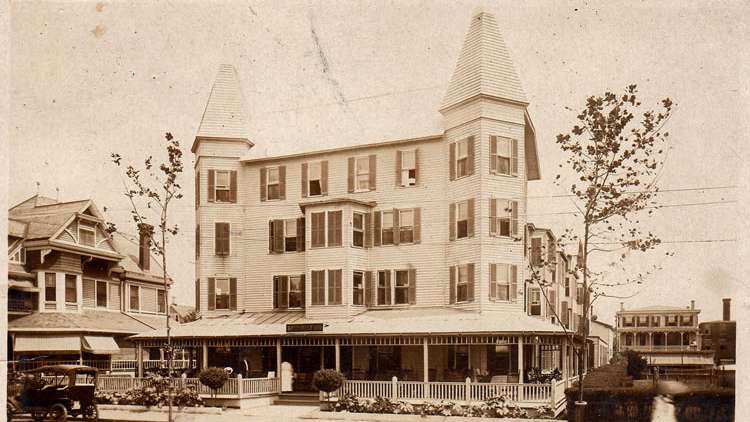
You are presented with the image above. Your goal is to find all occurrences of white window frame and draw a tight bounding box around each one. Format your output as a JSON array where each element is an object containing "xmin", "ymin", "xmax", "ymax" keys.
[
  {"xmin": 400, "ymin": 149, "xmax": 417, "ymax": 187},
  {"xmin": 456, "ymin": 264, "xmax": 469, "ymax": 303},
  {"xmin": 377, "ymin": 270, "xmax": 390, "ymax": 306},
  {"xmin": 394, "ymin": 269, "xmax": 410, "ymax": 305},
  {"xmin": 493, "ymin": 137, "xmax": 512, "ymax": 175},
  {"xmin": 355, "ymin": 156, "xmax": 370, "ymax": 191},
  {"xmin": 95, "ymin": 280, "xmax": 109, "ymax": 308},
  {"xmin": 284, "ymin": 219, "xmax": 298, "ymax": 252},
  {"xmin": 310, "ymin": 212, "xmax": 326, "ymax": 248},
  {"xmin": 399, "ymin": 209, "xmax": 414, "ymax": 244},
  {"xmin": 214, "ymin": 170, "xmax": 231, "ymax": 202},
  {"xmin": 381, "ymin": 211, "xmax": 394, "ymax": 245},
  {"xmin": 214, "ymin": 278, "xmax": 231, "ymax": 310},
  {"xmin": 455, "ymin": 139, "xmax": 469, "ymax": 178},
  {"xmin": 352, "ymin": 271, "xmax": 364, "ymax": 306},
  {"xmin": 308, "ymin": 161, "xmax": 323, "ymax": 196},
  {"xmin": 44, "ymin": 273, "xmax": 57, "ymax": 304},
  {"xmin": 456, "ymin": 201, "xmax": 469, "ymax": 239},
  {"xmin": 78, "ymin": 224, "xmax": 96, "ymax": 247},
  {"xmin": 288, "ymin": 275, "xmax": 304, "ymax": 309},
  {"xmin": 129, "ymin": 285, "xmax": 141, "ymax": 312},
  {"xmin": 311, "ymin": 270, "xmax": 326, "ymax": 306},
  {"xmin": 494, "ymin": 200, "xmax": 512, "ymax": 237},
  {"xmin": 266, "ymin": 166, "xmax": 281, "ymax": 200},
  {"xmin": 493, "ymin": 263, "xmax": 511, "ymax": 301},
  {"xmin": 352, "ymin": 212, "xmax": 365, "ymax": 248},
  {"xmin": 64, "ymin": 274, "xmax": 78, "ymax": 305},
  {"xmin": 158, "ymin": 289, "xmax": 167, "ymax": 314}
]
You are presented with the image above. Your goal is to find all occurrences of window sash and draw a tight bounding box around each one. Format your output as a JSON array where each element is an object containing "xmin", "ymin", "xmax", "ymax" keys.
[
  {"xmin": 65, "ymin": 275, "xmax": 77, "ymax": 304},
  {"xmin": 312, "ymin": 271, "xmax": 325, "ymax": 305},
  {"xmin": 352, "ymin": 213, "xmax": 365, "ymax": 247},
  {"xmin": 382, "ymin": 211, "xmax": 394, "ymax": 245},
  {"xmin": 215, "ymin": 278, "xmax": 230, "ymax": 310},
  {"xmin": 79, "ymin": 227, "xmax": 96, "ymax": 247},
  {"xmin": 288, "ymin": 276, "xmax": 303, "ymax": 308},
  {"xmin": 45, "ymin": 273, "xmax": 56, "ymax": 302},
  {"xmin": 158, "ymin": 290, "xmax": 166, "ymax": 313},
  {"xmin": 377, "ymin": 271, "xmax": 390, "ymax": 305},
  {"xmin": 352, "ymin": 271, "xmax": 364, "ymax": 305},
  {"xmin": 394, "ymin": 270, "xmax": 409, "ymax": 305},
  {"xmin": 355, "ymin": 157, "xmax": 370, "ymax": 190},
  {"xmin": 96, "ymin": 281, "xmax": 108, "ymax": 308},
  {"xmin": 284, "ymin": 219, "xmax": 297, "ymax": 252},
  {"xmin": 327, "ymin": 270, "xmax": 342, "ymax": 305},
  {"xmin": 129, "ymin": 286, "xmax": 140, "ymax": 311},
  {"xmin": 308, "ymin": 161, "xmax": 322, "ymax": 181},
  {"xmin": 311, "ymin": 212, "xmax": 326, "ymax": 248}
]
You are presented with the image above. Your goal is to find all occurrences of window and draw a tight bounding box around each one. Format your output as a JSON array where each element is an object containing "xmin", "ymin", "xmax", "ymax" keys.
[
  {"xmin": 284, "ymin": 220, "xmax": 297, "ymax": 252},
  {"xmin": 456, "ymin": 139, "xmax": 470, "ymax": 178},
  {"xmin": 529, "ymin": 288, "xmax": 541, "ymax": 316},
  {"xmin": 399, "ymin": 150, "xmax": 417, "ymax": 186},
  {"xmin": 564, "ymin": 277, "xmax": 571, "ymax": 297},
  {"xmin": 45, "ymin": 273, "xmax": 56, "ymax": 302},
  {"xmin": 215, "ymin": 170, "xmax": 231, "ymax": 202},
  {"xmin": 355, "ymin": 157, "xmax": 370, "ymax": 191},
  {"xmin": 457, "ymin": 265, "xmax": 469, "ymax": 302},
  {"xmin": 353, "ymin": 271, "xmax": 364, "ymax": 305},
  {"xmin": 576, "ymin": 286, "xmax": 583, "ymax": 303},
  {"xmin": 308, "ymin": 161, "xmax": 323, "ymax": 196},
  {"xmin": 288, "ymin": 276, "xmax": 303, "ymax": 308},
  {"xmin": 266, "ymin": 167, "xmax": 280, "ymax": 200},
  {"xmin": 328, "ymin": 269, "xmax": 342, "ymax": 305},
  {"xmin": 456, "ymin": 201, "xmax": 469, "ymax": 239},
  {"xmin": 490, "ymin": 263, "xmax": 515, "ymax": 301},
  {"xmin": 448, "ymin": 345, "xmax": 469, "ymax": 370},
  {"xmin": 215, "ymin": 222, "xmax": 230, "ymax": 256},
  {"xmin": 394, "ymin": 270, "xmax": 410, "ymax": 305},
  {"xmin": 158, "ymin": 290, "xmax": 166, "ymax": 313},
  {"xmin": 399, "ymin": 210, "xmax": 414, "ymax": 243},
  {"xmin": 79, "ymin": 224, "xmax": 96, "ymax": 247},
  {"xmin": 311, "ymin": 270, "xmax": 325, "ymax": 306},
  {"xmin": 195, "ymin": 225, "xmax": 200, "ymax": 258},
  {"xmin": 531, "ymin": 238, "xmax": 542, "ymax": 266},
  {"xmin": 377, "ymin": 271, "xmax": 391, "ymax": 306},
  {"xmin": 493, "ymin": 137, "xmax": 512, "ymax": 175},
  {"xmin": 381, "ymin": 211, "xmax": 394, "ymax": 245},
  {"xmin": 491, "ymin": 199, "xmax": 517, "ymax": 237},
  {"xmin": 327, "ymin": 211, "xmax": 342, "ymax": 247},
  {"xmin": 311, "ymin": 212, "xmax": 326, "ymax": 248},
  {"xmin": 215, "ymin": 278, "xmax": 230, "ymax": 310},
  {"xmin": 129, "ymin": 285, "xmax": 140, "ymax": 311},
  {"xmin": 352, "ymin": 212, "xmax": 365, "ymax": 247},
  {"xmin": 96, "ymin": 281, "xmax": 108, "ymax": 308},
  {"xmin": 272, "ymin": 275, "xmax": 304, "ymax": 309},
  {"xmin": 65, "ymin": 274, "xmax": 77, "ymax": 304}
]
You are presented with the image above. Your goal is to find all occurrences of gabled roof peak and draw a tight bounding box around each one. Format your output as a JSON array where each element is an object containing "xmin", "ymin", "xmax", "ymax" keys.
[{"xmin": 441, "ymin": 11, "xmax": 527, "ymax": 111}]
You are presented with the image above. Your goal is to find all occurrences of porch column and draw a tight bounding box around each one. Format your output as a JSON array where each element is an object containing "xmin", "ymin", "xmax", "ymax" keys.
[
  {"xmin": 276, "ymin": 339, "xmax": 282, "ymax": 375},
  {"xmin": 201, "ymin": 341, "xmax": 208, "ymax": 370},
  {"xmin": 422, "ymin": 337, "xmax": 430, "ymax": 399},
  {"xmin": 136, "ymin": 343, "xmax": 144, "ymax": 378},
  {"xmin": 335, "ymin": 338, "xmax": 341, "ymax": 372},
  {"xmin": 535, "ymin": 342, "xmax": 540, "ymax": 368},
  {"xmin": 561, "ymin": 341, "xmax": 568, "ymax": 384},
  {"xmin": 518, "ymin": 336, "xmax": 524, "ymax": 384},
  {"xmin": 320, "ymin": 347, "xmax": 325, "ymax": 370},
  {"xmin": 648, "ymin": 332, "xmax": 652, "ymax": 351}
]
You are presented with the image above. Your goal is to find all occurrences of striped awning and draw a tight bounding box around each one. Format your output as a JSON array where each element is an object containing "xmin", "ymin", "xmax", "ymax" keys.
[
  {"xmin": 81, "ymin": 336, "xmax": 120, "ymax": 355},
  {"xmin": 14, "ymin": 334, "xmax": 81, "ymax": 354}
]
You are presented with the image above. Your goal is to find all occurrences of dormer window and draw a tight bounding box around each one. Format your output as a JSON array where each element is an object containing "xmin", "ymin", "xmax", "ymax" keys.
[{"xmin": 79, "ymin": 224, "xmax": 96, "ymax": 247}]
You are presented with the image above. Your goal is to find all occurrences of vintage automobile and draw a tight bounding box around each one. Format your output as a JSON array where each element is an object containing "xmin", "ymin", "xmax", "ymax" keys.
[{"xmin": 7, "ymin": 365, "xmax": 99, "ymax": 421}]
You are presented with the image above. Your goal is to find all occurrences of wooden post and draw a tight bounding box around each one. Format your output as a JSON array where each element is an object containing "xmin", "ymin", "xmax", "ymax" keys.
[
  {"xmin": 136, "ymin": 343, "xmax": 143, "ymax": 378},
  {"xmin": 320, "ymin": 347, "xmax": 325, "ymax": 370},
  {"xmin": 518, "ymin": 336, "xmax": 524, "ymax": 384},
  {"xmin": 335, "ymin": 338, "xmax": 341, "ymax": 372},
  {"xmin": 391, "ymin": 376, "xmax": 398, "ymax": 401},
  {"xmin": 237, "ymin": 374, "xmax": 244, "ymax": 399},
  {"xmin": 276, "ymin": 339, "xmax": 282, "ymax": 376},
  {"xmin": 202, "ymin": 341, "xmax": 208, "ymax": 370},
  {"xmin": 562, "ymin": 341, "xmax": 568, "ymax": 388},
  {"xmin": 465, "ymin": 377, "xmax": 471, "ymax": 403},
  {"xmin": 422, "ymin": 338, "xmax": 430, "ymax": 399}
]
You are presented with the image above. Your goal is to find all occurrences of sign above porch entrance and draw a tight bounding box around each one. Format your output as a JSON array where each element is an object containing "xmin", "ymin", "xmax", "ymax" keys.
[{"xmin": 286, "ymin": 323, "xmax": 324, "ymax": 333}]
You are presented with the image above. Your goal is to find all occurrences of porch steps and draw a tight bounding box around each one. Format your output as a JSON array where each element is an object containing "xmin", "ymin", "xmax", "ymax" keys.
[{"xmin": 274, "ymin": 392, "xmax": 319, "ymax": 406}]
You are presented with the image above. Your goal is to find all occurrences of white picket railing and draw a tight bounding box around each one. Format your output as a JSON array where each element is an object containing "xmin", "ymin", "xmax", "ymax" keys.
[
  {"xmin": 96, "ymin": 375, "xmax": 280, "ymax": 398},
  {"xmin": 8, "ymin": 359, "xmax": 194, "ymax": 372}
]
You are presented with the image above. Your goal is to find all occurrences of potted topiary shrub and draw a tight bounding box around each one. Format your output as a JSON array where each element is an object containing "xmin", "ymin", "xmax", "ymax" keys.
[
  {"xmin": 199, "ymin": 367, "xmax": 229, "ymax": 398},
  {"xmin": 312, "ymin": 369, "xmax": 345, "ymax": 411}
]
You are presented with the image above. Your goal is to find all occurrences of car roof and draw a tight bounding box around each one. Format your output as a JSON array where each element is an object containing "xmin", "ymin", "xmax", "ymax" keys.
[{"xmin": 24, "ymin": 365, "xmax": 98, "ymax": 375}]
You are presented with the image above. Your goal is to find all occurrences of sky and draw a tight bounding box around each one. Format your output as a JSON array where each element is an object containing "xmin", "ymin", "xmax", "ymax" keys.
[{"xmin": 9, "ymin": 0, "xmax": 749, "ymax": 323}]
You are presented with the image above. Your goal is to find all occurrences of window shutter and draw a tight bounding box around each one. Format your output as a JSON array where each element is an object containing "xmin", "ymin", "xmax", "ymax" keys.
[
  {"xmin": 195, "ymin": 279, "xmax": 200, "ymax": 311},
  {"xmin": 467, "ymin": 198, "xmax": 475, "ymax": 238},
  {"xmin": 467, "ymin": 263, "xmax": 475, "ymax": 302},
  {"xmin": 301, "ymin": 163, "xmax": 308, "ymax": 198},
  {"xmin": 208, "ymin": 170, "xmax": 215, "ymax": 202},
  {"xmin": 195, "ymin": 171, "xmax": 200, "ymax": 208},
  {"xmin": 511, "ymin": 138, "xmax": 518, "ymax": 176},
  {"xmin": 196, "ymin": 225, "xmax": 200, "ymax": 258},
  {"xmin": 260, "ymin": 168, "xmax": 267, "ymax": 202},
  {"xmin": 511, "ymin": 201, "xmax": 519, "ymax": 237},
  {"xmin": 449, "ymin": 203, "xmax": 456, "ymax": 241},
  {"xmin": 229, "ymin": 171, "xmax": 237, "ymax": 203},
  {"xmin": 327, "ymin": 213, "xmax": 334, "ymax": 247},
  {"xmin": 449, "ymin": 266, "xmax": 456, "ymax": 304},
  {"xmin": 413, "ymin": 208, "xmax": 421, "ymax": 243},
  {"xmin": 384, "ymin": 271, "xmax": 392, "ymax": 305},
  {"xmin": 268, "ymin": 221, "xmax": 274, "ymax": 253},
  {"xmin": 230, "ymin": 278, "xmax": 237, "ymax": 310},
  {"xmin": 408, "ymin": 269, "xmax": 416, "ymax": 304},
  {"xmin": 280, "ymin": 277, "xmax": 289, "ymax": 309},
  {"xmin": 208, "ymin": 277, "xmax": 215, "ymax": 310},
  {"xmin": 373, "ymin": 211, "xmax": 382, "ymax": 246},
  {"xmin": 393, "ymin": 208, "xmax": 400, "ymax": 246},
  {"xmin": 395, "ymin": 150, "xmax": 402, "ymax": 187},
  {"xmin": 490, "ymin": 136, "xmax": 497, "ymax": 173},
  {"xmin": 490, "ymin": 199, "xmax": 497, "ymax": 235},
  {"xmin": 347, "ymin": 157, "xmax": 355, "ymax": 193},
  {"xmin": 490, "ymin": 264, "xmax": 497, "ymax": 299},
  {"xmin": 510, "ymin": 265, "xmax": 518, "ymax": 301},
  {"xmin": 365, "ymin": 212, "xmax": 373, "ymax": 248},
  {"xmin": 300, "ymin": 274, "xmax": 306, "ymax": 309},
  {"xmin": 449, "ymin": 143, "xmax": 456, "ymax": 181},
  {"xmin": 561, "ymin": 301, "xmax": 569, "ymax": 325},
  {"xmin": 273, "ymin": 220, "xmax": 284, "ymax": 253},
  {"xmin": 278, "ymin": 166, "xmax": 286, "ymax": 200},
  {"xmin": 548, "ymin": 289, "xmax": 556, "ymax": 317},
  {"xmin": 365, "ymin": 271, "xmax": 374, "ymax": 307},
  {"xmin": 414, "ymin": 148, "xmax": 419, "ymax": 184},
  {"xmin": 215, "ymin": 223, "xmax": 229, "ymax": 256},
  {"xmin": 321, "ymin": 161, "xmax": 329, "ymax": 195},
  {"xmin": 467, "ymin": 136, "xmax": 475, "ymax": 175},
  {"xmin": 368, "ymin": 154, "xmax": 376, "ymax": 191},
  {"xmin": 296, "ymin": 217, "xmax": 306, "ymax": 252}
]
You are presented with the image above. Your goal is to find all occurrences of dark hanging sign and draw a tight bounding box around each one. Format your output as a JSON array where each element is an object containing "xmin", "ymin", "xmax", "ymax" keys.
[{"xmin": 286, "ymin": 323, "xmax": 325, "ymax": 333}]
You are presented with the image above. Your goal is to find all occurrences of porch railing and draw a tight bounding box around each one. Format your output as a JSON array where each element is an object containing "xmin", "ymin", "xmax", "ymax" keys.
[
  {"xmin": 8, "ymin": 359, "xmax": 194, "ymax": 372},
  {"xmin": 96, "ymin": 375, "xmax": 280, "ymax": 398}
]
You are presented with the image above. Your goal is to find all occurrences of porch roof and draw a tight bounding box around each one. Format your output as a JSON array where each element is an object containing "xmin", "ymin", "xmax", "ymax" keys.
[{"xmin": 131, "ymin": 307, "xmax": 566, "ymax": 340}]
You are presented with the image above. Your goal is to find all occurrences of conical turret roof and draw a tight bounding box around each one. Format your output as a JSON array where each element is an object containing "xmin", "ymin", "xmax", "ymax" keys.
[
  {"xmin": 196, "ymin": 64, "xmax": 250, "ymax": 140},
  {"xmin": 441, "ymin": 11, "xmax": 527, "ymax": 111}
]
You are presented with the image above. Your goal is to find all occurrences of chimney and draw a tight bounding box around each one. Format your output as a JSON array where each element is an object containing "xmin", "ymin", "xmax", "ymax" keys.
[
  {"xmin": 723, "ymin": 298, "xmax": 731, "ymax": 321},
  {"xmin": 620, "ymin": 302, "xmax": 624, "ymax": 311},
  {"xmin": 138, "ymin": 223, "xmax": 154, "ymax": 271},
  {"xmin": 691, "ymin": 300, "xmax": 695, "ymax": 310}
]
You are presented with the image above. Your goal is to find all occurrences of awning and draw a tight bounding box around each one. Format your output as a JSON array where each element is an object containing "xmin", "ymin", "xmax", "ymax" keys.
[
  {"xmin": 646, "ymin": 354, "xmax": 714, "ymax": 366},
  {"xmin": 14, "ymin": 334, "xmax": 81, "ymax": 354},
  {"xmin": 81, "ymin": 336, "xmax": 121, "ymax": 355},
  {"xmin": 9, "ymin": 279, "xmax": 39, "ymax": 292}
]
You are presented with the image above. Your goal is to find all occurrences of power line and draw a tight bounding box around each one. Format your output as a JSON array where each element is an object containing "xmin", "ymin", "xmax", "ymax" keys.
[{"xmin": 528, "ymin": 185, "xmax": 737, "ymax": 199}]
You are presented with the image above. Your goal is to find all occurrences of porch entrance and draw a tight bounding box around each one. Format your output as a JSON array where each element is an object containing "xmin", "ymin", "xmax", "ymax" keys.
[{"xmin": 282, "ymin": 346, "xmax": 334, "ymax": 391}]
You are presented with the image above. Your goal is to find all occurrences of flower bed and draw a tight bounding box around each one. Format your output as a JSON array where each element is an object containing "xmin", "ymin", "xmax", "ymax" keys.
[
  {"xmin": 94, "ymin": 374, "xmax": 203, "ymax": 408},
  {"xmin": 333, "ymin": 393, "xmax": 554, "ymax": 419}
]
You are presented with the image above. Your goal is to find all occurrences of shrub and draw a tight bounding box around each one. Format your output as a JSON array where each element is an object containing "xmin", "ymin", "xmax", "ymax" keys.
[
  {"xmin": 623, "ymin": 350, "xmax": 648, "ymax": 379},
  {"xmin": 199, "ymin": 367, "xmax": 229, "ymax": 398},
  {"xmin": 312, "ymin": 369, "xmax": 345, "ymax": 400},
  {"xmin": 673, "ymin": 388, "xmax": 734, "ymax": 422},
  {"xmin": 173, "ymin": 385, "xmax": 203, "ymax": 408}
]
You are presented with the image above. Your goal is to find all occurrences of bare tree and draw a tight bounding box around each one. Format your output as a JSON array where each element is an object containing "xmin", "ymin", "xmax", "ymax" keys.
[
  {"xmin": 528, "ymin": 85, "xmax": 673, "ymax": 405},
  {"xmin": 111, "ymin": 132, "xmax": 184, "ymax": 422}
]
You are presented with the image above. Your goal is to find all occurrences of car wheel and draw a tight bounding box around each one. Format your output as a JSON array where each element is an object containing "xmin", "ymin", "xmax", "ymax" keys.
[
  {"xmin": 49, "ymin": 403, "xmax": 67, "ymax": 422},
  {"xmin": 82, "ymin": 403, "xmax": 99, "ymax": 421}
]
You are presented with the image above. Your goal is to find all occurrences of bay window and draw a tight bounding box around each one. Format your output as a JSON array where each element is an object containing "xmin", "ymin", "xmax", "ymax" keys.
[{"xmin": 352, "ymin": 212, "xmax": 365, "ymax": 247}]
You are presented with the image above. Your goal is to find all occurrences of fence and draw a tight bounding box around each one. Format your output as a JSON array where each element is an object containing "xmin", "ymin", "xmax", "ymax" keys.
[{"xmin": 96, "ymin": 375, "xmax": 280, "ymax": 398}]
